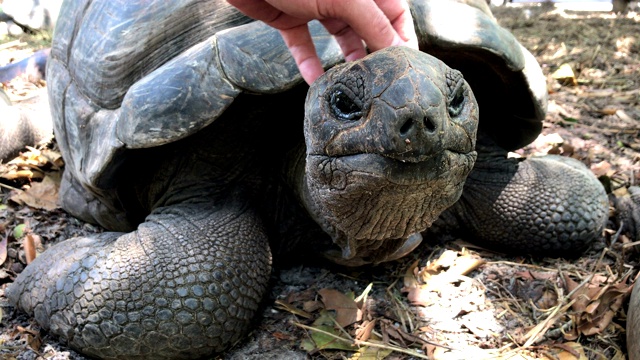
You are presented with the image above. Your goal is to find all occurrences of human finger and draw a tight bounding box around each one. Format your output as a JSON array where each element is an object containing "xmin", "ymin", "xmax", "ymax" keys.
[
  {"xmin": 375, "ymin": 0, "xmax": 419, "ymax": 49},
  {"xmin": 226, "ymin": 0, "xmax": 284, "ymax": 24},
  {"xmin": 314, "ymin": 0, "xmax": 406, "ymax": 51},
  {"xmin": 262, "ymin": 0, "xmax": 403, "ymax": 50},
  {"xmin": 278, "ymin": 24, "xmax": 325, "ymax": 85},
  {"xmin": 227, "ymin": 0, "xmax": 322, "ymax": 84},
  {"xmin": 320, "ymin": 18, "xmax": 368, "ymax": 62}
]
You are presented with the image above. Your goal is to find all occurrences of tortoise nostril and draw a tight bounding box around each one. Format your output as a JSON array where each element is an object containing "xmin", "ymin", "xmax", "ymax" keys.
[
  {"xmin": 423, "ymin": 116, "xmax": 436, "ymax": 133},
  {"xmin": 399, "ymin": 118, "xmax": 414, "ymax": 136}
]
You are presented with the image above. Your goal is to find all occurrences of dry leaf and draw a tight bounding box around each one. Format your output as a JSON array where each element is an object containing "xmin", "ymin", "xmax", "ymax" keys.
[
  {"xmin": 15, "ymin": 325, "xmax": 42, "ymax": 352},
  {"xmin": 543, "ymin": 342, "xmax": 587, "ymax": 360},
  {"xmin": 413, "ymin": 249, "xmax": 484, "ymax": 285},
  {"xmin": 405, "ymin": 284, "xmax": 435, "ymax": 307},
  {"xmin": 403, "ymin": 259, "xmax": 420, "ymax": 289},
  {"xmin": 318, "ymin": 288, "xmax": 360, "ymax": 327},
  {"xmin": 300, "ymin": 311, "xmax": 354, "ymax": 351},
  {"xmin": 0, "ymin": 168, "xmax": 43, "ymax": 180},
  {"xmin": 10, "ymin": 171, "xmax": 61, "ymax": 210},
  {"xmin": 23, "ymin": 233, "xmax": 38, "ymax": 264},
  {"xmin": 590, "ymin": 161, "xmax": 614, "ymax": 177},
  {"xmin": 615, "ymin": 109, "xmax": 634, "ymax": 122},
  {"xmin": 40, "ymin": 148, "xmax": 64, "ymax": 168},
  {"xmin": 564, "ymin": 274, "xmax": 633, "ymax": 336},
  {"xmin": 354, "ymin": 319, "xmax": 376, "ymax": 343},
  {"xmin": 302, "ymin": 300, "xmax": 323, "ymax": 313},
  {"xmin": 403, "ymin": 249, "xmax": 485, "ymax": 308},
  {"xmin": 349, "ymin": 333, "xmax": 392, "ymax": 360},
  {"xmin": 551, "ymin": 63, "xmax": 577, "ymax": 86},
  {"xmin": 272, "ymin": 332, "xmax": 293, "ymax": 341}
]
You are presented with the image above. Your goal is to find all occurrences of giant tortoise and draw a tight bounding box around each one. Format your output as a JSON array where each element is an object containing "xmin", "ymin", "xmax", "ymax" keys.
[{"xmin": 7, "ymin": 0, "xmax": 609, "ymax": 359}]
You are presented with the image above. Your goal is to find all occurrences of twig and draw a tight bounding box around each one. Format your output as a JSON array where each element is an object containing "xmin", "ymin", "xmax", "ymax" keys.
[
  {"xmin": 588, "ymin": 45, "xmax": 601, "ymax": 68},
  {"xmin": 0, "ymin": 182, "xmax": 21, "ymax": 191},
  {"xmin": 386, "ymin": 285, "xmax": 414, "ymax": 333},
  {"xmin": 566, "ymin": 273, "xmax": 594, "ymax": 299},
  {"xmin": 544, "ymin": 318, "xmax": 575, "ymax": 339},
  {"xmin": 293, "ymin": 321, "xmax": 431, "ymax": 359},
  {"xmin": 487, "ymin": 260, "xmax": 557, "ymax": 272},
  {"xmin": 0, "ymin": 40, "xmax": 26, "ymax": 51},
  {"xmin": 522, "ymin": 299, "xmax": 576, "ymax": 348},
  {"xmin": 609, "ymin": 221, "xmax": 625, "ymax": 248}
]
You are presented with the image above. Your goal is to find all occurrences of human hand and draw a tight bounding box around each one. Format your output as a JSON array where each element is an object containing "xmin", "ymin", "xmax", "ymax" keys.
[{"xmin": 227, "ymin": 0, "xmax": 419, "ymax": 85}]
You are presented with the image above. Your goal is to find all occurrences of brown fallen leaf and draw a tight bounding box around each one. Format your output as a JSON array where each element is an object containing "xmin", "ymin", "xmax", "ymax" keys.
[
  {"xmin": 23, "ymin": 233, "xmax": 39, "ymax": 264},
  {"xmin": 403, "ymin": 259, "xmax": 421, "ymax": 289},
  {"xmin": 318, "ymin": 288, "xmax": 360, "ymax": 327},
  {"xmin": 354, "ymin": 319, "xmax": 376, "ymax": 343},
  {"xmin": 302, "ymin": 300, "xmax": 323, "ymax": 313},
  {"xmin": 515, "ymin": 270, "xmax": 558, "ymax": 281},
  {"xmin": 379, "ymin": 318, "xmax": 435, "ymax": 349},
  {"xmin": 0, "ymin": 145, "xmax": 62, "ymax": 182},
  {"xmin": 15, "ymin": 325, "xmax": 42, "ymax": 353},
  {"xmin": 511, "ymin": 271, "xmax": 559, "ymax": 310},
  {"xmin": 564, "ymin": 274, "xmax": 633, "ymax": 336},
  {"xmin": 272, "ymin": 331, "xmax": 293, "ymax": 341},
  {"xmin": 40, "ymin": 148, "xmax": 64, "ymax": 168},
  {"xmin": 411, "ymin": 249, "xmax": 484, "ymax": 285},
  {"xmin": 543, "ymin": 342, "xmax": 587, "ymax": 360},
  {"xmin": 590, "ymin": 160, "xmax": 614, "ymax": 177},
  {"xmin": 9, "ymin": 171, "xmax": 61, "ymax": 210}
]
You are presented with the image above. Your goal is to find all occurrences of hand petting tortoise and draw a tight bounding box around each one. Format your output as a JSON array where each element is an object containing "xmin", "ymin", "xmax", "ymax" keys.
[{"xmin": 227, "ymin": 0, "xmax": 419, "ymax": 84}]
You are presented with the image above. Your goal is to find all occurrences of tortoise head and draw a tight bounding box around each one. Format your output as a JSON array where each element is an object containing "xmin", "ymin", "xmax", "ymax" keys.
[{"xmin": 301, "ymin": 46, "xmax": 478, "ymax": 266}]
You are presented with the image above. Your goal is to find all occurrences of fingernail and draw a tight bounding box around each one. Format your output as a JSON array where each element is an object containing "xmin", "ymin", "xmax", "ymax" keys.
[{"xmin": 391, "ymin": 35, "xmax": 405, "ymax": 47}]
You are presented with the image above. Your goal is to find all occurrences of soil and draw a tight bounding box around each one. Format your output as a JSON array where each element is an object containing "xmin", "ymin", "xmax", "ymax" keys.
[{"xmin": 0, "ymin": 3, "xmax": 639, "ymax": 360}]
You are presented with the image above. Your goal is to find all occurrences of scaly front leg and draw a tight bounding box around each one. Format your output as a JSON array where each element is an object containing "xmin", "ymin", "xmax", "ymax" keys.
[
  {"xmin": 8, "ymin": 201, "xmax": 272, "ymax": 359},
  {"xmin": 432, "ymin": 150, "xmax": 609, "ymax": 255}
]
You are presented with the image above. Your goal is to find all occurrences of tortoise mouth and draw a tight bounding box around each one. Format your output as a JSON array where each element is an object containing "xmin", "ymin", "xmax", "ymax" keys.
[
  {"xmin": 325, "ymin": 232, "xmax": 424, "ymax": 267},
  {"xmin": 306, "ymin": 149, "xmax": 476, "ymax": 189}
]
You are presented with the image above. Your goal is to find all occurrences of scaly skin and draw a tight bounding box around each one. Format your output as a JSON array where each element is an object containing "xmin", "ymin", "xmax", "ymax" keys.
[
  {"xmin": 8, "ymin": 202, "xmax": 272, "ymax": 360},
  {"xmin": 431, "ymin": 136, "xmax": 609, "ymax": 254}
]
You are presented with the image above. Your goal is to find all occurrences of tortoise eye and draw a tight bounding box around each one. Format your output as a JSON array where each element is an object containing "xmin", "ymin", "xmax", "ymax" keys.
[
  {"xmin": 446, "ymin": 69, "xmax": 468, "ymax": 119},
  {"xmin": 330, "ymin": 88, "xmax": 363, "ymax": 120},
  {"xmin": 448, "ymin": 83, "xmax": 466, "ymax": 118}
]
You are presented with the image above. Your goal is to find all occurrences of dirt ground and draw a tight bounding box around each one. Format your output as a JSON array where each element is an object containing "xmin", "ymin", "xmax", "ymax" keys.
[{"xmin": 0, "ymin": 3, "xmax": 639, "ymax": 360}]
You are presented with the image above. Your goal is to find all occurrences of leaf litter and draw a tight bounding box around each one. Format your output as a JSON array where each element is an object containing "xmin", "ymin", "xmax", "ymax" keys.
[{"xmin": 1, "ymin": 3, "xmax": 640, "ymax": 360}]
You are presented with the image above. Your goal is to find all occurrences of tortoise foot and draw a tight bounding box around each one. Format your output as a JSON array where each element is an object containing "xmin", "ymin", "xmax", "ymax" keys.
[
  {"xmin": 440, "ymin": 154, "xmax": 609, "ymax": 255},
  {"xmin": 8, "ymin": 203, "xmax": 272, "ymax": 359}
]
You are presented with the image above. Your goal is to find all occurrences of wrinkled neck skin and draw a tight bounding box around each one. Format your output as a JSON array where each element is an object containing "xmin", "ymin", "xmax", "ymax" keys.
[
  {"xmin": 472, "ymin": 130, "xmax": 521, "ymax": 171},
  {"xmin": 286, "ymin": 150, "xmax": 422, "ymax": 267},
  {"xmin": 285, "ymin": 145, "xmax": 475, "ymax": 267}
]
